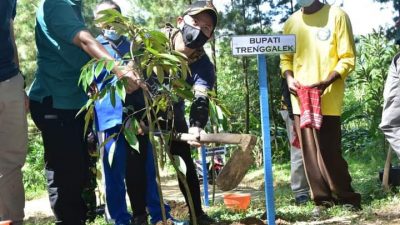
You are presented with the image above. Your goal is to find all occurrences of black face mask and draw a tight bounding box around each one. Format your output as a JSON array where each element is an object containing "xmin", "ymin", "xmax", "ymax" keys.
[{"xmin": 180, "ymin": 22, "xmax": 209, "ymax": 49}]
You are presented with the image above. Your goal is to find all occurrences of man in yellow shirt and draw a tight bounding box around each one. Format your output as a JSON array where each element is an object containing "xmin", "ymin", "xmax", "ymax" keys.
[{"xmin": 280, "ymin": 0, "xmax": 361, "ymax": 215}]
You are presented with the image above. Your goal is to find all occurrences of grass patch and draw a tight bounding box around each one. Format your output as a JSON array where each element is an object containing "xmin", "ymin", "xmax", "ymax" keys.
[{"xmin": 24, "ymin": 116, "xmax": 400, "ymax": 224}]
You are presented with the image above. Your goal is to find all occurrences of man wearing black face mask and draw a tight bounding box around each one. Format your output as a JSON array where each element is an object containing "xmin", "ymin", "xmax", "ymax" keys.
[{"xmin": 124, "ymin": 1, "xmax": 218, "ymax": 225}]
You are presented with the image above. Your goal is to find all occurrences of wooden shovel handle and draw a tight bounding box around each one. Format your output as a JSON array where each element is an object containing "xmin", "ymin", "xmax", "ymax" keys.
[
  {"xmin": 382, "ymin": 146, "xmax": 392, "ymax": 191},
  {"xmin": 174, "ymin": 133, "xmax": 249, "ymax": 144}
]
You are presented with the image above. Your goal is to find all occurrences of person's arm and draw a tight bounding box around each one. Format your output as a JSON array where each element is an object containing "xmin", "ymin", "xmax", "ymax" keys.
[
  {"xmin": 280, "ymin": 19, "xmax": 294, "ymax": 76},
  {"xmin": 72, "ymin": 31, "xmax": 125, "ymax": 79},
  {"xmin": 280, "ymin": 20, "xmax": 299, "ymax": 95},
  {"xmin": 309, "ymin": 71, "xmax": 341, "ymax": 94},
  {"xmin": 10, "ymin": 20, "xmax": 19, "ymax": 67},
  {"xmin": 73, "ymin": 31, "xmax": 140, "ymax": 93},
  {"xmin": 189, "ymin": 85, "xmax": 210, "ymax": 128},
  {"xmin": 10, "ymin": 8, "xmax": 29, "ymax": 111},
  {"xmin": 47, "ymin": 1, "xmax": 140, "ymax": 93},
  {"xmin": 187, "ymin": 86, "xmax": 210, "ymax": 147},
  {"xmin": 188, "ymin": 58, "xmax": 215, "ymax": 129},
  {"xmin": 283, "ymin": 70, "xmax": 300, "ymax": 96},
  {"xmin": 187, "ymin": 58, "xmax": 215, "ymax": 146},
  {"xmin": 310, "ymin": 12, "xmax": 354, "ymax": 94},
  {"xmin": 332, "ymin": 11, "xmax": 356, "ymax": 80}
]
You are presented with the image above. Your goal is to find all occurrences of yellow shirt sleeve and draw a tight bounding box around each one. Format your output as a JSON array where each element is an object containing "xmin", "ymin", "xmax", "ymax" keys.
[
  {"xmin": 280, "ymin": 21, "xmax": 294, "ymax": 76},
  {"xmin": 333, "ymin": 12, "xmax": 356, "ymax": 79}
]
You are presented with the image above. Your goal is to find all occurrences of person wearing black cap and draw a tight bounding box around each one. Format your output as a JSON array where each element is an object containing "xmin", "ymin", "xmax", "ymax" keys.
[{"xmin": 125, "ymin": 1, "xmax": 218, "ymax": 225}]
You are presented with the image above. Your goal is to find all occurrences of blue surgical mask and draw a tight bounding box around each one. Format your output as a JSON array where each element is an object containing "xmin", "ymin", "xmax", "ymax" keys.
[
  {"xmin": 103, "ymin": 29, "xmax": 121, "ymax": 41},
  {"xmin": 297, "ymin": 0, "xmax": 315, "ymax": 7}
]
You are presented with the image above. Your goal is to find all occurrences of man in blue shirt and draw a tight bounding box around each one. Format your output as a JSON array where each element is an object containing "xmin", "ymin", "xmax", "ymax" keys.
[
  {"xmin": 125, "ymin": 1, "xmax": 218, "ymax": 225},
  {"xmin": 29, "ymin": 0, "xmax": 141, "ymax": 224},
  {"xmin": 0, "ymin": 1, "xmax": 28, "ymax": 224},
  {"xmin": 94, "ymin": 2, "xmax": 183, "ymax": 225},
  {"xmin": 93, "ymin": 2, "xmax": 136, "ymax": 225}
]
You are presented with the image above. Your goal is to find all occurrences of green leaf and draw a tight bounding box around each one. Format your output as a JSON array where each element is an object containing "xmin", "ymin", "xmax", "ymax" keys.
[
  {"xmin": 76, "ymin": 103, "xmax": 87, "ymax": 117},
  {"xmin": 116, "ymin": 80, "xmax": 126, "ymax": 102},
  {"xmin": 159, "ymin": 59, "xmax": 174, "ymax": 66},
  {"xmin": 124, "ymin": 121, "xmax": 140, "ymax": 152},
  {"xmin": 105, "ymin": 60, "xmax": 115, "ymax": 72},
  {"xmin": 99, "ymin": 88, "xmax": 108, "ymax": 99},
  {"xmin": 96, "ymin": 8, "xmax": 128, "ymax": 24},
  {"xmin": 217, "ymin": 102, "xmax": 232, "ymax": 117},
  {"xmin": 146, "ymin": 62, "xmax": 155, "ymax": 78},
  {"xmin": 207, "ymin": 90, "xmax": 217, "ymax": 97},
  {"xmin": 216, "ymin": 104, "xmax": 228, "ymax": 131},
  {"xmin": 171, "ymin": 79, "xmax": 191, "ymax": 89},
  {"xmin": 146, "ymin": 47, "xmax": 160, "ymax": 56},
  {"xmin": 85, "ymin": 98, "xmax": 94, "ymax": 110},
  {"xmin": 172, "ymin": 50, "xmax": 188, "ymax": 61},
  {"xmin": 78, "ymin": 67, "xmax": 86, "ymax": 86},
  {"xmin": 95, "ymin": 60, "xmax": 105, "ymax": 78},
  {"xmin": 85, "ymin": 67, "xmax": 94, "ymax": 91},
  {"xmin": 148, "ymin": 30, "xmax": 169, "ymax": 43},
  {"xmin": 181, "ymin": 63, "xmax": 188, "ymax": 80},
  {"xmin": 110, "ymin": 85, "xmax": 116, "ymax": 108},
  {"xmin": 158, "ymin": 53, "xmax": 180, "ymax": 63},
  {"xmin": 173, "ymin": 155, "xmax": 187, "ymax": 175},
  {"xmin": 83, "ymin": 105, "xmax": 94, "ymax": 136},
  {"xmin": 175, "ymin": 88, "xmax": 194, "ymax": 100},
  {"xmin": 209, "ymin": 100, "xmax": 218, "ymax": 126},
  {"xmin": 103, "ymin": 74, "xmax": 114, "ymax": 84},
  {"xmin": 154, "ymin": 65, "xmax": 165, "ymax": 83}
]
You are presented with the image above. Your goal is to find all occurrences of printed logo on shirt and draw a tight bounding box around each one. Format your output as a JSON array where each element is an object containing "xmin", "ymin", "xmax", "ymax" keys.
[{"xmin": 316, "ymin": 28, "xmax": 331, "ymax": 41}]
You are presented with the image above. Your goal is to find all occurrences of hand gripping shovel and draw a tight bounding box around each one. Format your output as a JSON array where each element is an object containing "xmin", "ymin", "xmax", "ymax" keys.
[{"xmin": 174, "ymin": 133, "xmax": 257, "ymax": 191}]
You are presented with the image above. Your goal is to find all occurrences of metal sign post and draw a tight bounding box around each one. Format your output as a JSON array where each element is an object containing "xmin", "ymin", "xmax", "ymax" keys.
[
  {"xmin": 201, "ymin": 145, "xmax": 209, "ymax": 207},
  {"xmin": 231, "ymin": 34, "xmax": 296, "ymax": 225},
  {"xmin": 200, "ymin": 146, "xmax": 227, "ymax": 206}
]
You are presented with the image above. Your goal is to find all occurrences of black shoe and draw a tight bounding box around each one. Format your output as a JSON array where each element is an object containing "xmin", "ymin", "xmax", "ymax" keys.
[
  {"xmin": 295, "ymin": 194, "xmax": 310, "ymax": 205},
  {"xmin": 260, "ymin": 212, "xmax": 266, "ymax": 220},
  {"xmin": 191, "ymin": 213, "xmax": 215, "ymax": 225},
  {"xmin": 131, "ymin": 214, "xmax": 149, "ymax": 225}
]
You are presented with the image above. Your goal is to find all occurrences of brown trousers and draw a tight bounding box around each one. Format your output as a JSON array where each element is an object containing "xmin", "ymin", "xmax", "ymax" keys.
[{"xmin": 294, "ymin": 115, "xmax": 361, "ymax": 207}]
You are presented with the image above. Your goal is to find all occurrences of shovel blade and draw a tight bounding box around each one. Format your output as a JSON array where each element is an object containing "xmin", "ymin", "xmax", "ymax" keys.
[{"xmin": 216, "ymin": 149, "xmax": 255, "ymax": 191}]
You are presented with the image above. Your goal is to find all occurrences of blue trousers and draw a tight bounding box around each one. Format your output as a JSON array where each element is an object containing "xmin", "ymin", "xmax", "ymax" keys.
[
  {"xmin": 101, "ymin": 126, "xmax": 131, "ymax": 225},
  {"xmin": 126, "ymin": 136, "xmax": 172, "ymax": 224}
]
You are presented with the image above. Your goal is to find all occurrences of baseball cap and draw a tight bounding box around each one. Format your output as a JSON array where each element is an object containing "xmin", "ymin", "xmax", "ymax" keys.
[{"xmin": 183, "ymin": 1, "xmax": 218, "ymax": 28}]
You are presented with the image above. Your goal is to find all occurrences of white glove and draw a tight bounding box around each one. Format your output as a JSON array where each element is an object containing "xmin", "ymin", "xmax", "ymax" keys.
[{"xmin": 187, "ymin": 126, "xmax": 206, "ymax": 147}]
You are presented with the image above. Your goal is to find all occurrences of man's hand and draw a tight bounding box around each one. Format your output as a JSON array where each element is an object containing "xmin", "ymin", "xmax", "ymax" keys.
[
  {"xmin": 309, "ymin": 71, "xmax": 341, "ymax": 95},
  {"xmin": 120, "ymin": 68, "xmax": 141, "ymax": 94},
  {"xmin": 284, "ymin": 70, "xmax": 300, "ymax": 96},
  {"xmin": 187, "ymin": 126, "xmax": 206, "ymax": 147},
  {"xmin": 116, "ymin": 62, "xmax": 148, "ymax": 94}
]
